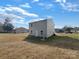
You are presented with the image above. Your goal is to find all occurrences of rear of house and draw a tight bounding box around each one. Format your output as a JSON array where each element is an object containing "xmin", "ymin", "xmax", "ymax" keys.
[{"xmin": 29, "ymin": 18, "xmax": 55, "ymax": 38}]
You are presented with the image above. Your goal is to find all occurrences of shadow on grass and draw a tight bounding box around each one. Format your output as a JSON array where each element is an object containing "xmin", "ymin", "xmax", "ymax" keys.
[{"xmin": 24, "ymin": 35, "xmax": 79, "ymax": 50}]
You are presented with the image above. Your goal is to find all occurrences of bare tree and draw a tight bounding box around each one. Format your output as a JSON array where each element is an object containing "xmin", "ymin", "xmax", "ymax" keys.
[{"xmin": 3, "ymin": 17, "xmax": 14, "ymax": 32}]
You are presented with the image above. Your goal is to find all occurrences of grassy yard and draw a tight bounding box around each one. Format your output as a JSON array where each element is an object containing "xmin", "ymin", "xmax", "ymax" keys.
[
  {"xmin": 57, "ymin": 33, "xmax": 79, "ymax": 39},
  {"xmin": 0, "ymin": 33, "xmax": 79, "ymax": 59},
  {"xmin": 0, "ymin": 33, "xmax": 28, "ymax": 42}
]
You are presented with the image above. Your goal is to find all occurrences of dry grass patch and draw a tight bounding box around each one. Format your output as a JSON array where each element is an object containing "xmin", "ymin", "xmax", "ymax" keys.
[
  {"xmin": 0, "ymin": 41, "xmax": 79, "ymax": 59},
  {"xmin": 0, "ymin": 33, "xmax": 28, "ymax": 42},
  {"xmin": 0, "ymin": 33, "xmax": 79, "ymax": 59}
]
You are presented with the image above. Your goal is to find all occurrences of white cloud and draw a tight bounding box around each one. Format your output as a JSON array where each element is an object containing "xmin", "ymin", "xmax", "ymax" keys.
[
  {"xmin": 0, "ymin": 14, "xmax": 28, "ymax": 28},
  {"xmin": 55, "ymin": 0, "xmax": 66, "ymax": 3},
  {"xmin": 0, "ymin": 6, "xmax": 38, "ymax": 17},
  {"xmin": 0, "ymin": 13, "xmax": 24, "ymax": 19},
  {"xmin": 45, "ymin": 4, "xmax": 53, "ymax": 10},
  {"xmin": 20, "ymin": 3, "xmax": 32, "ymax": 8},
  {"xmin": 38, "ymin": 3, "xmax": 53, "ymax": 10},
  {"xmin": 0, "ymin": 10, "xmax": 38, "ymax": 26},
  {"xmin": 0, "ymin": 13, "xmax": 25, "ymax": 25},
  {"xmin": 38, "ymin": 3, "xmax": 44, "ymax": 6},
  {"xmin": 6, "ymin": 4, "xmax": 12, "ymax": 7},
  {"xmin": 23, "ymin": 18, "xmax": 44, "ymax": 25},
  {"xmin": 55, "ymin": 0, "xmax": 79, "ymax": 12},
  {"xmin": 12, "ymin": 19, "xmax": 25, "ymax": 24},
  {"xmin": 0, "ymin": 5, "xmax": 39, "ymax": 28},
  {"xmin": 13, "ymin": 18, "xmax": 44, "ymax": 27},
  {"xmin": 8, "ymin": 6, "xmax": 38, "ymax": 17},
  {"xmin": 32, "ymin": 0, "xmax": 39, "ymax": 3},
  {"xmin": 0, "ymin": 9, "xmax": 5, "ymax": 14},
  {"xmin": 62, "ymin": 3, "xmax": 79, "ymax": 12}
]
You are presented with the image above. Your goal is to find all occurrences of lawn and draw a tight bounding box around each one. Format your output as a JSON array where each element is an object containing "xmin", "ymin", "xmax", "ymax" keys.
[
  {"xmin": 0, "ymin": 33, "xmax": 79, "ymax": 59},
  {"xmin": 0, "ymin": 33, "xmax": 28, "ymax": 42},
  {"xmin": 57, "ymin": 33, "xmax": 79, "ymax": 39}
]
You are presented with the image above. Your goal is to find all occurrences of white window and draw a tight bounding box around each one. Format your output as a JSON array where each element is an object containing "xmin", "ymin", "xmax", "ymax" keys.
[{"xmin": 30, "ymin": 24, "xmax": 32, "ymax": 27}]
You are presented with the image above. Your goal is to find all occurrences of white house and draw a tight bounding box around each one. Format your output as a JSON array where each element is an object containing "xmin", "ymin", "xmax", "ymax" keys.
[{"xmin": 29, "ymin": 18, "xmax": 55, "ymax": 38}]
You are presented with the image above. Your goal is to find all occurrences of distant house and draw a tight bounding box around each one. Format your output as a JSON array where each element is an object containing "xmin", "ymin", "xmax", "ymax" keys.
[
  {"xmin": 14, "ymin": 27, "xmax": 29, "ymax": 33},
  {"xmin": 55, "ymin": 28, "xmax": 64, "ymax": 33},
  {"xmin": 71, "ymin": 27, "xmax": 79, "ymax": 33},
  {"xmin": 29, "ymin": 18, "xmax": 55, "ymax": 38}
]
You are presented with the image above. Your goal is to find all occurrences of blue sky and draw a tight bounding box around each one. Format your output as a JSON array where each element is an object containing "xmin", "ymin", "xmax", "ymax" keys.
[{"xmin": 0, "ymin": 0, "xmax": 79, "ymax": 28}]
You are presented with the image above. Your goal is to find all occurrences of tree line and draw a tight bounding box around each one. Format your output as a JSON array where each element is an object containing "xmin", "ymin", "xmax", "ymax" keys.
[{"xmin": 55, "ymin": 26, "xmax": 79, "ymax": 33}]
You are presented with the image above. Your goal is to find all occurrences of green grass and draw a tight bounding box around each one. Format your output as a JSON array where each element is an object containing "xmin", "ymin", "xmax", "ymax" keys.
[
  {"xmin": 26, "ymin": 33, "xmax": 79, "ymax": 42},
  {"xmin": 65, "ymin": 33, "xmax": 79, "ymax": 39},
  {"xmin": 49, "ymin": 33, "xmax": 79, "ymax": 40},
  {"xmin": 25, "ymin": 33, "xmax": 79, "ymax": 50}
]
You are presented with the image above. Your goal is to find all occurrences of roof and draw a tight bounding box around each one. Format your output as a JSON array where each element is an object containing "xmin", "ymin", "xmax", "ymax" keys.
[
  {"xmin": 29, "ymin": 19, "xmax": 47, "ymax": 24},
  {"xmin": 15, "ymin": 27, "xmax": 28, "ymax": 30},
  {"xmin": 29, "ymin": 18, "xmax": 53, "ymax": 24}
]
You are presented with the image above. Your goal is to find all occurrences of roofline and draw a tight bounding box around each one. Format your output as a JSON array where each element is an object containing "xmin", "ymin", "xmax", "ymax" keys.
[{"xmin": 29, "ymin": 19, "xmax": 49, "ymax": 24}]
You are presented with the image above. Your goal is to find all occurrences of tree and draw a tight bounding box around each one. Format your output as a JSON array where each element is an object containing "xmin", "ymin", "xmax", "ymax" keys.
[
  {"xmin": 62, "ymin": 26, "xmax": 73, "ymax": 33},
  {"xmin": 3, "ymin": 17, "xmax": 14, "ymax": 32},
  {"xmin": 0, "ymin": 22, "xmax": 3, "ymax": 32}
]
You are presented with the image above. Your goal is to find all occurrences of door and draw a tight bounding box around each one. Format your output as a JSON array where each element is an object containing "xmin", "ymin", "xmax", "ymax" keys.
[
  {"xmin": 40, "ymin": 30, "xmax": 43, "ymax": 37},
  {"xmin": 35, "ymin": 30, "xmax": 38, "ymax": 36}
]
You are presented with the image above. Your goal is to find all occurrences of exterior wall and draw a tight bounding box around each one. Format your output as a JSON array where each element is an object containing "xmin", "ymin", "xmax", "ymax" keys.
[
  {"xmin": 29, "ymin": 20, "xmax": 47, "ymax": 37},
  {"xmin": 47, "ymin": 19, "xmax": 55, "ymax": 37},
  {"xmin": 29, "ymin": 19, "xmax": 55, "ymax": 38}
]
